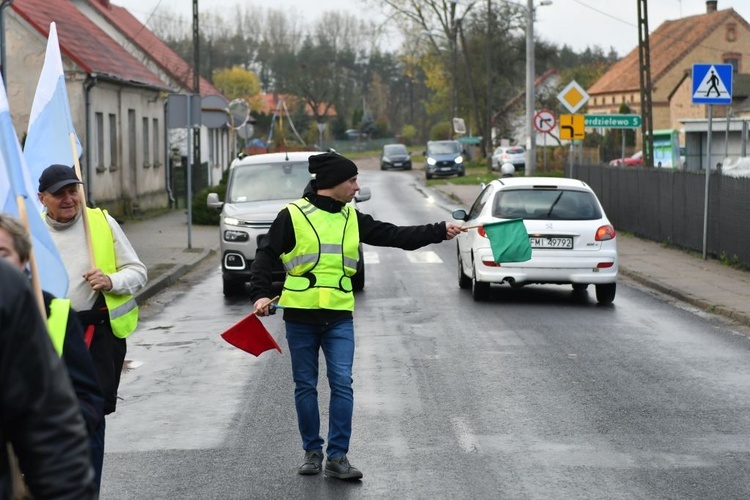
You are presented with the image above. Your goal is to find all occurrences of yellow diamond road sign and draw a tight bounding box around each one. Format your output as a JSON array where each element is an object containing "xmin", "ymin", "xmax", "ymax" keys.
[{"xmin": 557, "ymin": 80, "xmax": 589, "ymax": 114}]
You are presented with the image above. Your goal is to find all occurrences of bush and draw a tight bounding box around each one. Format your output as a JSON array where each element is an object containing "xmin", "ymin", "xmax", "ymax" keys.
[
  {"xmin": 429, "ymin": 122, "xmax": 452, "ymax": 141},
  {"xmin": 400, "ymin": 124, "xmax": 417, "ymax": 146},
  {"xmin": 191, "ymin": 168, "xmax": 229, "ymax": 225}
]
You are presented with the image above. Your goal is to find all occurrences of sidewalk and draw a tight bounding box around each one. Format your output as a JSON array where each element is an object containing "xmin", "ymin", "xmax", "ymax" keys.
[
  {"xmin": 119, "ymin": 210, "xmax": 219, "ymax": 305},
  {"xmin": 120, "ymin": 186, "xmax": 750, "ymax": 328}
]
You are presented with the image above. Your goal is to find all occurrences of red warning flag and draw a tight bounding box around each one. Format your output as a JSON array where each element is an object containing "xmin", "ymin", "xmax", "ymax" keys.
[{"xmin": 221, "ymin": 312, "xmax": 282, "ymax": 357}]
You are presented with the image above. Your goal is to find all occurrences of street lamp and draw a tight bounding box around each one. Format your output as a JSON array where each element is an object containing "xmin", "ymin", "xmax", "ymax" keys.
[{"xmin": 525, "ymin": 0, "xmax": 552, "ymax": 176}]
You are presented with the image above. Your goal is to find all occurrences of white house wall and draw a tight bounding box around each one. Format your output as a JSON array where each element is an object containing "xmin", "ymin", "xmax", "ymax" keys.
[{"xmin": 87, "ymin": 81, "xmax": 167, "ymax": 212}]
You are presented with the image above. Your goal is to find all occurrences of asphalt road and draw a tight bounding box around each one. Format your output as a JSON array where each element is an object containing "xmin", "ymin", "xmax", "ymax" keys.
[{"xmin": 102, "ymin": 166, "xmax": 750, "ymax": 499}]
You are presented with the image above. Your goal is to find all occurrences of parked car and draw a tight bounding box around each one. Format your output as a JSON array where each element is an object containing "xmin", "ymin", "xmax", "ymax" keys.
[
  {"xmin": 452, "ymin": 177, "xmax": 618, "ymax": 304},
  {"xmin": 380, "ymin": 143, "xmax": 412, "ymax": 170},
  {"xmin": 424, "ymin": 140, "xmax": 465, "ymax": 180},
  {"xmin": 207, "ymin": 151, "xmax": 371, "ymax": 296},
  {"xmin": 345, "ymin": 129, "xmax": 367, "ymax": 141},
  {"xmin": 490, "ymin": 146, "xmax": 525, "ymax": 171},
  {"xmin": 608, "ymin": 150, "xmax": 643, "ymax": 167}
]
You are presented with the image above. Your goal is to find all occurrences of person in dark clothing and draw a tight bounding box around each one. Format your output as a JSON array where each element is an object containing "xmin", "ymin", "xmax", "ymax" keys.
[
  {"xmin": 250, "ymin": 152, "xmax": 464, "ymax": 480},
  {"xmin": 0, "ymin": 258, "xmax": 97, "ymax": 499},
  {"xmin": 0, "ymin": 213, "xmax": 105, "ymax": 489}
]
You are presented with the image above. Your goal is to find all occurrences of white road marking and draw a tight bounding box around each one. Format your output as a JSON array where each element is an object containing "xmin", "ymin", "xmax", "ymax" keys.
[{"xmin": 405, "ymin": 250, "xmax": 443, "ymax": 264}]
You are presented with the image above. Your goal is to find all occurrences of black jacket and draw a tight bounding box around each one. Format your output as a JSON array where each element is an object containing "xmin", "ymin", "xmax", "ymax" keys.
[
  {"xmin": 43, "ymin": 291, "xmax": 105, "ymax": 436},
  {"xmin": 250, "ymin": 181, "xmax": 447, "ymax": 325},
  {"xmin": 0, "ymin": 260, "xmax": 96, "ymax": 499}
]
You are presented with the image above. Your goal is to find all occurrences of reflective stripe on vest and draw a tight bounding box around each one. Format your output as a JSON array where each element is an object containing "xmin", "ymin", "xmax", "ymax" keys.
[
  {"xmin": 47, "ymin": 298, "xmax": 70, "ymax": 357},
  {"xmin": 86, "ymin": 207, "xmax": 139, "ymax": 338},
  {"xmin": 278, "ymin": 199, "xmax": 360, "ymax": 311}
]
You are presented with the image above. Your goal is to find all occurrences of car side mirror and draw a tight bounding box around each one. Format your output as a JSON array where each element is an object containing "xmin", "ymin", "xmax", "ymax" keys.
[
  {"xmin": 423, "ymin": 151, "xmax": 427, "ymax": 156},
  {"xmin": 452, "ymin": 209, "xmax": 468, "ymax": 221},
  {"xmin": 207, "ymin": 192, "xmax": 223, "ymax": 209},
  {"xmin": 408, "ymin": 151, "xmax": 412, "ymax": 156},
  {"xmin": 355, "ymin": 186, "xmax": 371, "ymax": 203}
]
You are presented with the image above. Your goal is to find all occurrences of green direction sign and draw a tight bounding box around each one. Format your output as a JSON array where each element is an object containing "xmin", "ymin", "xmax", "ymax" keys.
[{"xmin": 584, "ymin": 114, "xmax": 642, "ymax": 128}]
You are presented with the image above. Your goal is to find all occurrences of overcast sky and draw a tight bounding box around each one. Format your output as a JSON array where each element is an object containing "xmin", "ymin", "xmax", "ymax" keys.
[{"xmin": 115, "ymin": 0, "xmax": 750, "ymax": 57}]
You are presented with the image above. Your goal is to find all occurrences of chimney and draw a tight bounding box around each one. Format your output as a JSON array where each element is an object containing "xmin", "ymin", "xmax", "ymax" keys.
[
  {"xmin": 706, "ymin": 1, "xmax": 717, "ymax": 13},
  {"xmin": 98, "ymin": 0, "xmax": 111, "ymax": 8}
]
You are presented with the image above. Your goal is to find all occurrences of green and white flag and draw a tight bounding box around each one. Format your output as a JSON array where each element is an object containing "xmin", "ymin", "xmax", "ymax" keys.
[{"xmin": 483, "ymin": 219, "xmax": 532, "ymax": 263}]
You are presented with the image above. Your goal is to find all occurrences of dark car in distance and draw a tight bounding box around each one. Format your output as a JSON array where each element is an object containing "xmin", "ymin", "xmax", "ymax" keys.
[
  {"xmin": 380, "ymin": 143, "xmax": 412, "ymax": 170},
  {"xmin": 424, "ymin": 140, "xmax": 465, "ymax": 180}
]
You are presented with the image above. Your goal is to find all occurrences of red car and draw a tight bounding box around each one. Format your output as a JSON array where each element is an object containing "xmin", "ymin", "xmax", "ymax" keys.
[{"xmin": 608, "ymin": 151, "xmax": 643, "ymax": 167}]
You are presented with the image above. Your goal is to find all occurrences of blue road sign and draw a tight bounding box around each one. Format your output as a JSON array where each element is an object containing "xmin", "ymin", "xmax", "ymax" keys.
[{"xmin": 692, "ymin": 64, "xmax": 733, "ymax": 105}]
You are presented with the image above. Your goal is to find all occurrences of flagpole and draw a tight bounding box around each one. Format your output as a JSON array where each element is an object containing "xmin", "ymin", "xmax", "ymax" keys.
[
  {"xmin": 69, "ymin": 133, "xmax": 96, "ymax": 267},
  {"xmin": 16, "ymin": 195, "xmax": 47, "ymax": 320}
]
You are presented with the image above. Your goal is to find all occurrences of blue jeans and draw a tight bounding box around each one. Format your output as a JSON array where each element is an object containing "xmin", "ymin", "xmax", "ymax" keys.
[{"xmin": 285, "ymin": 319, "xmax": 355, "ymax": 459}]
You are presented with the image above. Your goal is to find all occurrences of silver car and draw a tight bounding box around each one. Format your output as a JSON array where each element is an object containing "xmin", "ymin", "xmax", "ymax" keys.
[
  {"xmin": 207, "ymin": 151, "xmax": 371, "ymax": 296},
  {"xmin": 491, "ymin": 146, "xmax": 525, "ymax": 171}
]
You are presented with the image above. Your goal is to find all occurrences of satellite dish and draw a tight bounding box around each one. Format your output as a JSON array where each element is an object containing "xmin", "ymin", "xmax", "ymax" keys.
[
  {"xmin": 237, "ymin": 122, "xmax": 254, "ymax": 139},
  {"xmin": 229, "ymin": 98, "xmax": 250, "ymax": 128}
]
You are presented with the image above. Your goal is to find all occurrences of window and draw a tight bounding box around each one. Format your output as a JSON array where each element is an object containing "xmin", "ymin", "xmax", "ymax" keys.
[
  {"xmin": 152, "ymin": 118, "xmax": 160, "ymax": 167},
  {"xmin": 142, "ymin": 117, "xmax": 150, "ymax": 167},
  {"xmin": 493, "ymin": 189, "xmax": 602, "ymax": 221},
  {"xmin": 723, "ymin": 53, "xmax": 741, "ymax": 73},
  {"xmin": 108, "ymin": 114, "xmax": 117, "ymax": 171},
  {"xmin": 95, "ymin": 113, "xmax": 104, "ymax": 172},
  {"xmin": 128, "ymin": 109, "xmax": 136, "ymax": 170},
  {"xmin": 726, "ymin": 23, "xmax": 737, "ymax": 42}
]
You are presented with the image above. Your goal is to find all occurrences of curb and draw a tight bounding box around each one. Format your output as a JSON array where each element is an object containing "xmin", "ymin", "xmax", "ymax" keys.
[
  {"xmin": 619, "ymin": 268, "xmax": 750, "ymax": 328},
  {"xmin": 135, "ymin": 248, "xmax": 216, "ymax": 305}
]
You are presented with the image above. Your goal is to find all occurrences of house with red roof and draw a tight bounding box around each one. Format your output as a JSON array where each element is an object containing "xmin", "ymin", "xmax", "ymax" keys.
[
  {"xmin": 587, "ymin": 1, "xmax": 750, "ymax": 146},
  {"xmin": 75, "ymin": 0, "xmax": 233, "ymax": 187},
  {"xmin": 7, "ymin": 0, "xmax": 172, "ymax": 216}
]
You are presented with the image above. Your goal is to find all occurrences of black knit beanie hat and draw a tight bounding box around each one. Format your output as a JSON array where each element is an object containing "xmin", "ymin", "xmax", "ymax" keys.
[{"xmin": 308, "ymin": 152, "xmax": 358, "ymax": 189}]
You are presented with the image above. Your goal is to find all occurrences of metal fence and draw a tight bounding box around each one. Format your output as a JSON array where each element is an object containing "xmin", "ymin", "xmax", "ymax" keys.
[{"xmin": 570, "ymin": 164, "xmax": 750, "ymax": 268}]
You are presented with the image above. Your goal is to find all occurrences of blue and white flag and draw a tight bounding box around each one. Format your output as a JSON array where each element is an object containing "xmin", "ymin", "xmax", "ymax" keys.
[
  {"xmin": 0, "ymin": 73, "xmax": 69, "ymax": 298},
  {"xmin": 23, "ymin": 21, "xmax": 82, "ymax": 209}
]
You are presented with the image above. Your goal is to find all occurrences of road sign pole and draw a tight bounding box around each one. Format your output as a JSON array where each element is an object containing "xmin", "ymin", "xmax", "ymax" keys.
[{"xmin": 703, "ymin": 104, "xmax": 712, "ymax": 260}]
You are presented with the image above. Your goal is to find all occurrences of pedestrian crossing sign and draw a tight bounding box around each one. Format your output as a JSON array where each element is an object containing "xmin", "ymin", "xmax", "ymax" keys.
[{"xmin": 692, "ymin": 64, "xmax": 733, "ymax": 105}]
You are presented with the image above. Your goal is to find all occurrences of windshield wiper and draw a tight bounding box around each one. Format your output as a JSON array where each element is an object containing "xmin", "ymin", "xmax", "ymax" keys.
[{"xmin": 546, "ymin": 192, "xmax": 563, "ymax": 218}]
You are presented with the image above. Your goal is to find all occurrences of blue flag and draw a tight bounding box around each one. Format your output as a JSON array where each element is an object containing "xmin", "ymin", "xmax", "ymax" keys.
[
  {"xmin": 483, "ymin": 219, "xmax": 532, "ymax": 264},
  {"xmin": 0, "ymin": 73, "xmax": 69, "ymax": 298},
  {"xmin": 23, "ymin": 22, "xmax": 82, "ymax": 211}
]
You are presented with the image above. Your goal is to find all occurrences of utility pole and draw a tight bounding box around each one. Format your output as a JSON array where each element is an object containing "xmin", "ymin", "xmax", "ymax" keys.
[
  {"xmin": 525, "ymin": 0, "xmax": 537, "ymax": 175},
  {"xmin": 192, "ymin": 0, "xmax": 201, "ymax": 191},
  {"xmin": 637, "ymin": 0, "xmax": 654, "ymax": 168},
  {"xmin": 485, "ymin": 0, "xmax": 493, "ymax": 166}
]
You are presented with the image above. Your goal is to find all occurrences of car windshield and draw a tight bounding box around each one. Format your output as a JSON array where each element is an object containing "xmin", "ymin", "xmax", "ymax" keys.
[
  {"xmin": 227, "ymin": 162, "xmax": 311, "ymax": 203},
  {"xmin": 429, "ymin": 142, "xmax": 460, "ymax": 155},
  {"xmin": 493, "ymin": 189, "xmax": 602, "ymax": 221},
  {"xmin": 384, "ymin": 145, "xmax": 407, "ymax": 155}
]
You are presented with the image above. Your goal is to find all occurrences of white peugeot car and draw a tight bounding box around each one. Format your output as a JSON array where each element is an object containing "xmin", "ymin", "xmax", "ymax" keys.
[
  {"xmin": 207, "ymin": 151, "xmax": 370, "ymax": 296},
  {"xmin": 452, "ymin": 177, "xmax": 618, "ymax": 304}
]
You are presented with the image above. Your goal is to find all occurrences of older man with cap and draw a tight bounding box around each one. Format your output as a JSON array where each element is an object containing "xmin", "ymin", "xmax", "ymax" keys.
[
  {"xmin": 251, "ymin": 151, "xmax": 464, "ymax": 481},
  {"xmin": 37, "ymin": 164, "xmax": 147, "ymax": 488}
]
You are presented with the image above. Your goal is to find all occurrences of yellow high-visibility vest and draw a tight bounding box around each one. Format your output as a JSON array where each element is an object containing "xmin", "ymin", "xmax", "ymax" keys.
[
  {"xmin": 86, "ymin": 207, "xmax": 139, "ymax": 338},
  {"xmin": 47, "ymin": 297, "xmax": 70, "ymax": 356},
  {"xmin": 278, "ymin": 199, "xmax": 360, "ymax": 311}
]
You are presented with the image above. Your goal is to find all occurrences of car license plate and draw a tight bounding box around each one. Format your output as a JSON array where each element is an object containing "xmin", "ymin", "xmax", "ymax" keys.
[
  {"xmin": 529, "ymin": 236, "xmax": 573, "ymax": 249},
  {"xmin": 394, "ymin": 162, "xmax": 402, "ymax": 167},
  {"xmin": 440, "ymin": 167, "xmax": 451, "ymax": 171}
]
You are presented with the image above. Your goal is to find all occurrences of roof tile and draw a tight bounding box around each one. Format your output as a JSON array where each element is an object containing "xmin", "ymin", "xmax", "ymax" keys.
[
  {"xmin": 86, "ymin": 0, "xmax": 222, "ymax": 97},
  {"xmin": 588, "ymin": 8, "xmax": 744, "ymax": 95},
  {"xmin": 12, "ymin": 0, "xmax": 166, "ymax": 89}
]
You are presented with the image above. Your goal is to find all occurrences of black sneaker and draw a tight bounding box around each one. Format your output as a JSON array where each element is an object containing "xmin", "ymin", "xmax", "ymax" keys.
[
  {"xmin": 298, "ymin": 450, "xmax": 324, "ymax": 475},
  {"xmin": 324, "ymin": 455, "xmax": 363, "ymax": 480}
]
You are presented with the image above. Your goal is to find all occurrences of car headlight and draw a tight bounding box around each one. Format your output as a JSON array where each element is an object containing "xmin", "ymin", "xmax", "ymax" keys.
[
  {"xmin": 427, "ymin": 157, "xmax": 437, "ymax": 165},
  {"xmin": 455, "ymin": 156, "xmax": 464, "ymax": 164},
  {"xmin": 224, "ymin": 230, "xmax": 249, "ymax": 242},
  {"xmin": 224, "ymin": 216, "xmax": 240, "ymax": 226}
]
